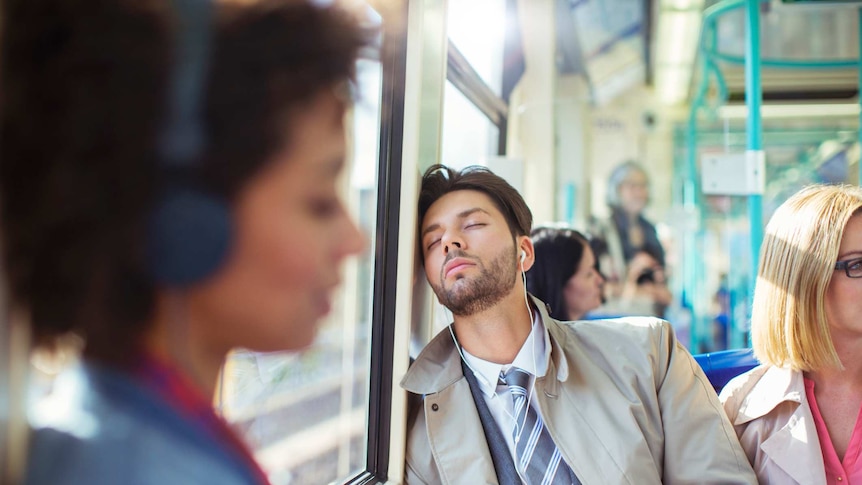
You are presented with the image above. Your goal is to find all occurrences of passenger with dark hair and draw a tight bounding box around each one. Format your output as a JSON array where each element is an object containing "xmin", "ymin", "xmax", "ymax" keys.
[
  {"xmin": 526, "ymin": 227, "xmax": 604, "ymax": 321},
  {"xmin": 402, "ymin": 164, "xmax": 756, "ymax": 484},
  {"xmin": 1, "ymin": 1, "xmax": 368, "ymax": 483}
]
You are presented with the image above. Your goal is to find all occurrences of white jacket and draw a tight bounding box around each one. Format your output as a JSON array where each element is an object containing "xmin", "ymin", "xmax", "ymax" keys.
[{"xmin": 720, "ymin": 365, "xmax": 827, "ymax": 485}]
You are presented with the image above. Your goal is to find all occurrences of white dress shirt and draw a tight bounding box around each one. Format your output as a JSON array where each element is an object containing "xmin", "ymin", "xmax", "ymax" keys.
[{"xmin": 460, "ymin": 307, "xmax": 552, "ymax": 459}]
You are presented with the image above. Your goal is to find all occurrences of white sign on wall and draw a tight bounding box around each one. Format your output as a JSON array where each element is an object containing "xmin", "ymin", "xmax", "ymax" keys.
[{"xmin": 701, "ymin": 151, "xmax": 765, "ymax": 195}]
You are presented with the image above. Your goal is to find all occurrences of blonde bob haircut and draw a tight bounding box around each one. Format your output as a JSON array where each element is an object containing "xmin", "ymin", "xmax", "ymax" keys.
[{"xmin": 752, "ymin": 184, "xmax": 862, "ymax": 371}]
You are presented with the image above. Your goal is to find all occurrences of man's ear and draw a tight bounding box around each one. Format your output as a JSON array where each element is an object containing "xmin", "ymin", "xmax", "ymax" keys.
[{"xmin": 517, "ymin": 236, "xmax": 535, "ymax": 272}]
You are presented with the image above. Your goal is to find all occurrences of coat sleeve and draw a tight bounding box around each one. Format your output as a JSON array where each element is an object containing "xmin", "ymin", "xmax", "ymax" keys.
[{"xmin": 654, "ymin": 321, "xmax": 758, "ymax": 484}]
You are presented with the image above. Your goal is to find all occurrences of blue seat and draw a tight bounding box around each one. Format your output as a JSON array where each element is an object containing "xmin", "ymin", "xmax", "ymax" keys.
[{"xmin": 692, "ymin": 348, "xmax": 759, "ymax": 393}]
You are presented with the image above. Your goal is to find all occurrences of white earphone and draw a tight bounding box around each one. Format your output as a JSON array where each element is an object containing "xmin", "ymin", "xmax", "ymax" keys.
[
  {"xmin": 447, "ymin": 244, "xmax": 539, "ymax": 437},
  {"xmin": 520, "ymin": 248, "xmax": 533, "ymax": 322}
]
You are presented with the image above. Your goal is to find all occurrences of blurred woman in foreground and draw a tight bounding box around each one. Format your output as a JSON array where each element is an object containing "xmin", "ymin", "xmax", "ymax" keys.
[{"xmin": 1, "ymin": 1, "xmax": 367, "ymax": 483}]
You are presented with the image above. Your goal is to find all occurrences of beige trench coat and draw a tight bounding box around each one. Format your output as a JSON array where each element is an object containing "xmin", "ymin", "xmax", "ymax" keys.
[
  {"xmin": 720, "ymin": 365, "xmax": 827, "ymax": 485},
  {"xmin": 400, "ymin": 297, "xmax": 757, "ymax": 485}
]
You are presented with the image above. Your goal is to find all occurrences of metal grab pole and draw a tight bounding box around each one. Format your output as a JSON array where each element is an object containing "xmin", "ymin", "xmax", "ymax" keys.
[{"xmin": 742, "ymin": 0, "xmax": 764, "ymax": 349}]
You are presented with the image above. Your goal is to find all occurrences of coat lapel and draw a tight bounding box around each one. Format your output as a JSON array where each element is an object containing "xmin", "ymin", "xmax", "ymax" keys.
[
  {"xmin": 759, "ymin": 410, "xmax": 826, "ymax": 485},
  {"xmin": 536, "ymin": 315, "xmax": 638, "ymax": 485},
  {"xmin": 423, "ymin": 379, "xmax": 499, "ymax": 484},
  {"xmin": 736, "ymin": 367, "xmax": 826, "ymax": 485}
]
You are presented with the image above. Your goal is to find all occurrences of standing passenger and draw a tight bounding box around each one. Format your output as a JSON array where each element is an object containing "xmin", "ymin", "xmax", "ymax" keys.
[
  {"xmin": 2, "ymin": 1, "xmax": 367, "ymax": 483},
  {"xmin": 402, "ymin": 164, "xmax": 756, "ymax": 484},
  {"xmin": 526, "ymin": 227, "xmax": 604, "ymax": 321},
  {"xmin": 591, "ymin": 161, "xmax": 670, "ymax": 317},
  {"xmin": 721, "ymin": 184, "xmax": 862, "ymax": 485}
]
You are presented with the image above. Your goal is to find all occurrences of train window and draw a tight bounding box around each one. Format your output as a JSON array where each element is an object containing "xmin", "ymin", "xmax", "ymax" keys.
[
  {"xmin": 447, "ymin": 0, "xmax": 506, "ymax": 95},
  {"xmin": 218, "ymin": 57, "xmax": 383, "ymax": 485},
  {"xmin": 441, "ymin": 80, "xmax": 501, "ymax": 167}
]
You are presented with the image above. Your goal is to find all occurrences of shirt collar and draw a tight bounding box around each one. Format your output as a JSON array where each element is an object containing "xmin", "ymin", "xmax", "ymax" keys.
[{"xmin": 462, "ymin": 305, "xmax": 550, "ymax": 398}]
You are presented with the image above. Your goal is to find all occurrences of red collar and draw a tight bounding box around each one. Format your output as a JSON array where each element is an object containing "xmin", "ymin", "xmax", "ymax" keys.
[{"xmin": 135, "ymin": 353, "xmax": 272, "ymax": 485}]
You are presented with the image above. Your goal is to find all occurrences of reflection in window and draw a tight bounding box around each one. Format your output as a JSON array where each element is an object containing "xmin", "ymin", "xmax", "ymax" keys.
[
  {"xmin": 219, "ymin": 58, "xmax": 382, "ymax": 485},
  {"xmin": 447, "ymin": 0, "xmax": 506, "ymax": 95},
  {"xmin": 441, "ymin": 81, "xmax": 500, "ymax": 169}
]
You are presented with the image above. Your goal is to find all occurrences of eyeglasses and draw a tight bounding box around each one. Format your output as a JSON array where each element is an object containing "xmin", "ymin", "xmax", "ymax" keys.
[{"xmin": 835, "ymin": 257, "xmax": 862, "ymax": 278}]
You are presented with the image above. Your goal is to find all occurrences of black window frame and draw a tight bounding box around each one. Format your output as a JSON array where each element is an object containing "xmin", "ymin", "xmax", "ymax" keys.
[{"xmin": 344, "ymin": 0, "xmax": 408, "ymax": 483}]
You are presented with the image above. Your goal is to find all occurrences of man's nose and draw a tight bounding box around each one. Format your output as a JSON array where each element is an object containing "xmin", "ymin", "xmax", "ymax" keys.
[{"xmin": 444, "ymin": 240, "xmax": 462, "ymax": 254}]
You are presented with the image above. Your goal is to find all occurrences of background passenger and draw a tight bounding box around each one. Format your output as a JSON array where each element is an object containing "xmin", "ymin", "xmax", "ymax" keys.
[
  {"xmin": 618, "ymin": 248, "xmax": 673, "ymax": 317},
  {"xmin": 591, "ymin": 161, "xmax": 670, "ymax": 317},
  {"xmin": 721, "ymin": 184, "xmax": 862, "ymax": 485},
  {"xmin": 526, "ymin": 227, "xmax": 604, "ymax": 320},
  {"xmin": 708, "ymin": 281, "xmax": 731, "ymax": 352},
  {"xmin": 402, "ymin": 164, "xmax": 756, "ymax": 484},
  {"xmin": 1, "ymin": 1, "xmax": 366, "ymax": 483}
]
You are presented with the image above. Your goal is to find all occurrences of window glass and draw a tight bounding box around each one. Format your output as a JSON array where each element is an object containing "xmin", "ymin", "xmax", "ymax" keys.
[
  {"xmin": 219, "ymin": 57, "xmax": 382, "ymax": 485},
  {"xmin": 441, "ymin": 81, "xmax": 500, "ymax": 169},
  {"xmin": 447, "ymin": 0, "xmax": 506, "ymax": 95}
]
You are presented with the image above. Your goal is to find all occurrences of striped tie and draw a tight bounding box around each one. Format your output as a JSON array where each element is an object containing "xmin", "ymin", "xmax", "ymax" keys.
[{"xmin": 504, "ymin": 367, "xmax": 579, "ymax": 485}]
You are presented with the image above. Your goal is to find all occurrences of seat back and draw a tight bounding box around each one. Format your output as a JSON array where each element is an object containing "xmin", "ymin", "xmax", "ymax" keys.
[{"xmin": 692, "ymin": 348, "xmax": 759, "ymax": 393}]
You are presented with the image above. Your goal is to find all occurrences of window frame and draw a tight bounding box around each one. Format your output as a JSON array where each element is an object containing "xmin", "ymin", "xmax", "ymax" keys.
[
  {"xmin": 343, "ymin": 0, "xmax": 409, "ymax": 483},
  {"xmin": 445, "ymin": 0, "xmax": 522, "ymax": 156}
]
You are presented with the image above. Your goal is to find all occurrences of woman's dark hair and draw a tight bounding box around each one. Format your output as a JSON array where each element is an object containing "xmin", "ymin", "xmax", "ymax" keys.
[
  {"xmin": 0, "ymin": 0, "xmax": 369, "ymax": 364},
  {"xmin": 526, "ymin": 227, "xmax": 590, "ymax": 320},
  {"xmin": 418, "ymin": 164, "xmax": 533, "ymax": 247}
]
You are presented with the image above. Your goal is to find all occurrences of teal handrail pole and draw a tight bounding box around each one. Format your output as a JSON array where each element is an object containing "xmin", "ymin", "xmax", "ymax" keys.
[
  {"xmin": 707, "ymin": 51, "xmax": 858, "ymax": 69},
  {"xmin": 702, "ymin": 0, "xmax": 745, "ymax": 22},
  {"xmin": 683, "ymin": 0, "xmax": 743, "ymax": 351},
  {"xmin": 565, "ymin": 182, "xmax": 576, "ymax": 226},
  {"xmin": 684, "ymin": 0, "xmax": 757, "ymax": 350},
  {"xmin": 743, "ymin": 0, "xmax": 764, "ymax": 349},
  {"xmin": 684, "ymin": 81, "xmax": 702, "ymax": 351},
  {"xmin": 684, "ymin": 16, "xmax": 718, "ymax": 351}
]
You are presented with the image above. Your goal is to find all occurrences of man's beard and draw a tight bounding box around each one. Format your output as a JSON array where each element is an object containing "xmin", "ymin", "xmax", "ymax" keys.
[{"xmin": 431, "ymin": 248, "xmax": 519, "ymax": 317}]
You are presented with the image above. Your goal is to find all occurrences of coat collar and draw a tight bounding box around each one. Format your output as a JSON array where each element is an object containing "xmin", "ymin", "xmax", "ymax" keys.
[
  {"xmin": 400, "ymin": 294, "xmax": 568, "ymax": 395},
  {"xmin": 539, "ymin": 296, "xmax": 570, "ymax": 383},
  {"xmin": 733, "ymin": 365, "xmax": 803, "ymax": 426}
]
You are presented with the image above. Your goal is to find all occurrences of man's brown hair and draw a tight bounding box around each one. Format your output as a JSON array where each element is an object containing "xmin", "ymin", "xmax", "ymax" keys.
[{"xmin": 418, "ymin": 164, "xmax": 533, "ymax": 246}]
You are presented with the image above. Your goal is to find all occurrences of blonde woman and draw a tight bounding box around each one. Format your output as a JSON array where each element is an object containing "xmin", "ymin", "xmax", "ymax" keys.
[{"xmin": 720, "ymin": 184, "xmax": 862, "ymax": 485}]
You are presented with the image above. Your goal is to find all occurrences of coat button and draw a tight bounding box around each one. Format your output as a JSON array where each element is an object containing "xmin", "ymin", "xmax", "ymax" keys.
[{"xmin": 431, "ymin": 403, "xmax": 439, "ymax": 411}]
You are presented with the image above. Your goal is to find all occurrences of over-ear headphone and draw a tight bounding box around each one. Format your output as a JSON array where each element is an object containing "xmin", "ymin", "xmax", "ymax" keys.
[{"xmin": 146, "ymin": 0, "xmax": 233, "ymax": 288}]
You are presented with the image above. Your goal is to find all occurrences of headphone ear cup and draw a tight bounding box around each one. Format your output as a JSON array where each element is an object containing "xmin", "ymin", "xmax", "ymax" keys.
[
  {"xmin": 149, "ymin": 0, "xmax": 222, "ymax": 288},
  {"xmin": 146, "ymin": 187, "xmax": 233, "ymax": 287}
]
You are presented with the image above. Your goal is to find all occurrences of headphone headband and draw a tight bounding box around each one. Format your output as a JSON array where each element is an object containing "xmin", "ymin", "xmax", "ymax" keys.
[
  {"xmin": 147, "ymin": 0, "xmax": 232, "ymax": 288},
  {"xmin": 158, "ymin": 0, "xmax": 213, "ymax": 168}
]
